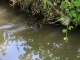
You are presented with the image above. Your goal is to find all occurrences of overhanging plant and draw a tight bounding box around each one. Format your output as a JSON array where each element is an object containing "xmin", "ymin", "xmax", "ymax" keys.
[{"xmin": 60, "ymin": 0, "xmax": 80, "ymax": 41}]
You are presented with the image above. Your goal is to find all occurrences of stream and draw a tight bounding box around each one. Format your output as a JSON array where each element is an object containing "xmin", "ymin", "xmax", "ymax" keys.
[{"xmin": 0, "ymin": 1, "xmax": 80, "ymax": 60}]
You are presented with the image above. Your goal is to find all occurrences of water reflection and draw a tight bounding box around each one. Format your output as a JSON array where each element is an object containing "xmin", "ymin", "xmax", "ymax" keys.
[
  {"xmin": 0, "ymin": 1, "xmax": 80, "ymax": 60},
  {"xmin": 1, "ymin": 27, "xmax": 80, "ymax": 60}
]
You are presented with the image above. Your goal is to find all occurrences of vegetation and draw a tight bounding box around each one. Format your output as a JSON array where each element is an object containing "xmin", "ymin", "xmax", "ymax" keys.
[
  {"xmin": 9, "ymin": 0, "xmax": 80, "ymax": 41},
  {"xmin": 60, "ymin": 0, "xmax": 80, "ymax": 42}
]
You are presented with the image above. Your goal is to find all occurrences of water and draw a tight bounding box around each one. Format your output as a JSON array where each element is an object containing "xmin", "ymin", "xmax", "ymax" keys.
[{"xmin": 0, "ymin": 1, "xmax": 80, "ymax": 60}]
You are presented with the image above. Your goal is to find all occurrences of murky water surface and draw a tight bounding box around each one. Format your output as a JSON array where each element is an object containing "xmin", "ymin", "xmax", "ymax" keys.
[{"xmin": 0, "ymin": 2, "xmax": 80, "ymax": 60}]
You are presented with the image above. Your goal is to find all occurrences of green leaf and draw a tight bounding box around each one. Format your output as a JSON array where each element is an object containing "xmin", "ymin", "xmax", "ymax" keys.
[
  {"xmin": 73, "ymin": 1, "xmax": 80, "ymax": 7},
  {"xmin": 58, "ymin": 17, "xmax": 64, "ymax": 21},
  {"xmin": 43, "ymin": 0, "xmax": 47, "ymax": 9},
  {"xmin": 62, "ymin": 29, "xmax": 67, "ymax": 33},
  {"xmin": 69, "ymin": 3, "xmax": 74, "ymax": 9},
  {"xmin": 47, "ymin": 0, "xmax": 53, "ymax": 6},
  {"xmin": 60, "ymin": 1, "xmax": 68, "ymax": 9},
  {"xmin": 68, "ymin": 10, "xmax": 76, "ymax": 18},
  {"xmin": 68, "ymin": 26, "xmax": 74, "ymax": 30}
]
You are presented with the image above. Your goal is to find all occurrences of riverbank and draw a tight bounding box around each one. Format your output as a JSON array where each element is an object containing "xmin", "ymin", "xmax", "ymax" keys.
[
  {"xmin": 1, "ymin": 0, "xmax": 80, "ymax": 26},
  {"xmin": 2, "ymin": 0, "xmax": 61, "ymax": 24}
]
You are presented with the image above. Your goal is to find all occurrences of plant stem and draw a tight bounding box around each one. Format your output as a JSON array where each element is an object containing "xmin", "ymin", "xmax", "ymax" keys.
[{"xmin": 66, "ymin": 25, "xmax": 68, "ymax": 38}]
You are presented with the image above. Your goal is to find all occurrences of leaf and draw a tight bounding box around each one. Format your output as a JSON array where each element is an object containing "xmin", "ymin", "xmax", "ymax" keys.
[
  {"xmin": 60, "ymin": 1, "xmax": 68, "ymax": 9},
  {"xmin": 53, "ymin": 2, "xmax": 57, "ymax": 6},
  {"xmin": 43, "ymin": 0, "xmax": 47, "ymax": 9},
  {"xmin": 68, "ymin": 10, "xmax": 76, "ymax": 18},
  {"xmin": 68, "ymin": 26, "xmax": 74, "ymax": 30},
  {"xmin": 69, "ymin": 4, "xmax": 74, "ymax": 9},
  {"xmin": 47, "ymin": 0, "xmax": 53, "ymax": 6},
  {"xmin": 73, "ymin": 1, "xmax": 80, "ymax": 7},
  {"xmin": 58, "ymin": 17, "xmax": 64, "ymax": 21},
  {"xmin": 62, "ymin": 29, "xmax": 67, "ymax": 33}
]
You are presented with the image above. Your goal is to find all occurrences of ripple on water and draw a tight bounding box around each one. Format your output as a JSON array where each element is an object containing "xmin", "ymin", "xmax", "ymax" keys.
[{"xmin": 0, "ymin": 24, "xmax": 15, "ymax": 30}]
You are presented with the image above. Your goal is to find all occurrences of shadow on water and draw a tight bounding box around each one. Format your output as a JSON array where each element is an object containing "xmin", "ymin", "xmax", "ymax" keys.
[{"xmin": 0, "ymin": 1, "xmax": 80, "ymax": 60}]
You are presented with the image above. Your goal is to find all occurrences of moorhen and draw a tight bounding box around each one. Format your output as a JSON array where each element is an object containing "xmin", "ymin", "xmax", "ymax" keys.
[{"xmin": 27, "ymin": 22, "xmax": 42, "ymax": 30}]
